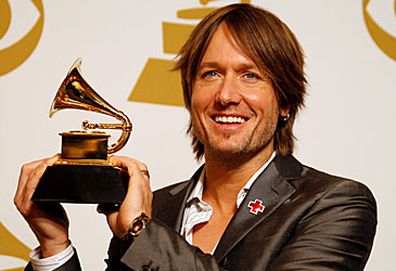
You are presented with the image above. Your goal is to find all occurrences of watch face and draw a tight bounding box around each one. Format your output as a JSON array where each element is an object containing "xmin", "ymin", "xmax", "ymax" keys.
[
  {"xmin": 128, "ymin": 213, "xmax": 151, "ymax": 237},
  {"xmin": 131, "ymin": 220, "xmax": 144, "ymax": 235}
]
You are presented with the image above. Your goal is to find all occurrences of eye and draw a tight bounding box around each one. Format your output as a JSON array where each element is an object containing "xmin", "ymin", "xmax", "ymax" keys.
[
  {"xmin": 242, "ymin": 72, "xmax": 261, "ymax": 81},
  {"xmin": 244, "ymin": 73, "xmax": 258, "ymax": 79},
  {"xmin": 204, "ymin": 70, "xmax": 218, "ymax": 77},
  {"xmin": 201, "ymin": 70, "xmax": 220, "ymax": 80}
]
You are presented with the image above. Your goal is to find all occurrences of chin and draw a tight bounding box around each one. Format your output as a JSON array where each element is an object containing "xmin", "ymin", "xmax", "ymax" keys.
[
  {"xmin": 208, "ymin": 142, "xmax": 252, "ymax": 156},
  {"xmin": 208, "ymin": 135, "xmax": 274, "ymax": 158}
]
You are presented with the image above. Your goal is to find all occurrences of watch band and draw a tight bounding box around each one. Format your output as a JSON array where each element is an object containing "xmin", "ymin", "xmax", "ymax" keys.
[{"xmin": 126, "ymin": 212, "xmax": 151, "ymax": 238}]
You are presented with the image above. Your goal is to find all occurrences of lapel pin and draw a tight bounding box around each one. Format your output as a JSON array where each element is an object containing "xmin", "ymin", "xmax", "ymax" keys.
[{"xmin": 248, "ymin": 199, "xmax": 265, "ymax": 215}]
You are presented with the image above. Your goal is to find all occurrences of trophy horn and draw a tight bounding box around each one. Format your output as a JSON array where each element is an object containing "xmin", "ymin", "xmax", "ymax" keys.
[{"xmin": 50, "ymin": 58, "xmax": 132, "ymax": 154}]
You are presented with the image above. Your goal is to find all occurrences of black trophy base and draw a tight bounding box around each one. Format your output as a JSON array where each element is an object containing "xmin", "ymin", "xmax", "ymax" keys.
[{"xmin": 32, "ymin": 165, "xmax": 129, "ymax": 204}]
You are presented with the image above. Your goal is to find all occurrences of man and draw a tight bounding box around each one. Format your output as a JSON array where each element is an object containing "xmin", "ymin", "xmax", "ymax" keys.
[{"xmin": 15, "ymin": 3, "xmax": 377, "ymax": 270}]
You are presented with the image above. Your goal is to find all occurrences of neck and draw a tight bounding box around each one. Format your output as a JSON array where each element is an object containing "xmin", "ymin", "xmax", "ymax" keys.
[{"xmin": 202, "ymin": 146, "xmax": 274, "ymax": 211}]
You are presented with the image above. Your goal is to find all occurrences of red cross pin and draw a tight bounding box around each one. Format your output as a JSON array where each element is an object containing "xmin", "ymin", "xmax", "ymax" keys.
[{"xmin": 248, "ymin": 199, "xmax": 265, "ymax": 215}]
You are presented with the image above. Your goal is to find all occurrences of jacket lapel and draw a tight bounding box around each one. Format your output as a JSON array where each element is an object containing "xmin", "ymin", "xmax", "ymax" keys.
[
  {"xmin": 213, "ymin": 155, "xmax": 301, "ymax": 262},
  {"xmin": 155, "ymin": 166, "xmax": 203, "ymax": 232}
]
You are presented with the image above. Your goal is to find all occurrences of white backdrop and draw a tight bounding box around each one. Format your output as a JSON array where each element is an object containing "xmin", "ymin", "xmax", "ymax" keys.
[{"xmin": 1, "ymin": 1, "xmax": 395, "ymax": 270}]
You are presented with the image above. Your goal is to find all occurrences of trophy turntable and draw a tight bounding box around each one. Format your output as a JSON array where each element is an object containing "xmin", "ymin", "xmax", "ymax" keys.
[{"xmin": 32, "ymin": 58, "xmax": 132, "ymax": 204}]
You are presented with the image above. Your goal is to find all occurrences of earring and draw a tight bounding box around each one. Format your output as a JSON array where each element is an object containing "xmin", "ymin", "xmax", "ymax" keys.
[{"xmin": 281, "ymin": 113, "xmax": 290, "ymax": 122}]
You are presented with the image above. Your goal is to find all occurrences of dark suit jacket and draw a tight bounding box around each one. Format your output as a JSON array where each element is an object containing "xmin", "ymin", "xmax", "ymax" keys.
[{"xmin": 27, "ymin": 155, "xmax": 377, "ymax": 271}]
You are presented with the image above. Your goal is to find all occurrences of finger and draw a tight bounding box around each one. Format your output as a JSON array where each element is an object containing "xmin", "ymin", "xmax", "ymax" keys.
[
  {"xmin": 16, "ymin": 159, "xmax": 48, "ymax": 199},
  {"xmin": 15, "ymin": 154, "xmax": 59, "ymax": 208},
  {"xmin": 20, "ymin": 155, "xmax": 60, "ymax": 206},
  {"xmin": 139, "ymin": 169, "xmax": 150, "ymax": 179},
  {"xmin": 26, "ymin": 155, "xmax": 60, "ymax": 194},
  {"xmin": 110, "ymin": 155, "xmax": 151, "ymax": 189},
  {"xmin": 109, "ymin": 156, "xmax": 148, "ymax": 177},
  {"xmin": 97, "ymin": 203, "xmax": 120, "ymax": 215}
]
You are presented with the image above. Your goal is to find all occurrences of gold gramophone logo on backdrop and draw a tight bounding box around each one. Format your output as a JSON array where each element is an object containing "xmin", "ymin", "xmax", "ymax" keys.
[
  {"xmin": 0, "ymin": 223, "xmax": 31, "ymax": 271},
  {"xmin": 363, "ymin": 0, "xmax": 396, "ymax": 61},
  {"xmin": 128, "ymin": 0, "xmax": 251, "ymax": 107},
  {"xmin": 0, "ymin": 0, "xmax": 45, "ymax": 75}
]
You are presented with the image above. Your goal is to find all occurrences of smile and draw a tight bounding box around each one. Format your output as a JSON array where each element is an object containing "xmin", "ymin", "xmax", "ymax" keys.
[{"xmin": 213, "ymin": 115, "xmax": 247, "ymax": 124}]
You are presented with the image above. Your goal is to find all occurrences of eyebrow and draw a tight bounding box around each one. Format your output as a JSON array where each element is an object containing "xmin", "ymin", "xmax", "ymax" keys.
[
  {"xmin": 198, "ymin": 62, "xmax": 220, "ymax": 69},
  {"xmin": 198, "ymin": 62, "xmax": 258, "ymax": 71}
]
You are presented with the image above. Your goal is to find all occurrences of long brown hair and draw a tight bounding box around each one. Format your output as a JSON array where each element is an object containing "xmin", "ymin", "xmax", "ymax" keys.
[{"xmin": 175, "ymin": 3, "xmax": 307, "ymax": 160}]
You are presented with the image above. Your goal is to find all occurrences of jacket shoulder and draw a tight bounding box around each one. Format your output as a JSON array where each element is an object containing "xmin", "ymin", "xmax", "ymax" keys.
[{"xmin": 299, "ymin": 164, "xmax": 375, "ymax": 200}]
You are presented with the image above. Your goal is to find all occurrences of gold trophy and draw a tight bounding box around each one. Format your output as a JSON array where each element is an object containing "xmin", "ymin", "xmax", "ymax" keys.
[{"xmin": 32, "ymin": 58, "xmax": 132, "ymax": 203}]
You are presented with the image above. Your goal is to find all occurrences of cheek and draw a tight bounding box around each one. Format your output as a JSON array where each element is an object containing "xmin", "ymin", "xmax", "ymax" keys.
[
  {"xmin": 245, "ymin": 91, "xmax": 279, "ymax": 116},
  {"xmin": 190, "ymin": 91, "xmax": 205, "ymax": 127},
  {"xmin": 191, "ymin": 87, "xmax": 212, "ymax": 113}
]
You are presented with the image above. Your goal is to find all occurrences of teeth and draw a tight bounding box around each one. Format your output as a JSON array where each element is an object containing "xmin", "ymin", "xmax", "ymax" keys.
[{"xmin": 214, "ymin": 116, "xmax": 246, "ymax": 124}]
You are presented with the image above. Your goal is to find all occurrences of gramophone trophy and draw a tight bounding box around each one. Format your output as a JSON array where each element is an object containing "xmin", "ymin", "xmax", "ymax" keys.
[{"xmin": 32, "ymin": 58, "xmax": 132, "ymax": 204}]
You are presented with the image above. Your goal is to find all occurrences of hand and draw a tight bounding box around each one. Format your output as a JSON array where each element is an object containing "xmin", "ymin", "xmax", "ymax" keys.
[
  {"xmin": 14, "ymin": 154, "xmax": 70, "ymax": 258},
  {"xmin": 99, "ymin": 156, "xmax": 153, "ymax": 238}
]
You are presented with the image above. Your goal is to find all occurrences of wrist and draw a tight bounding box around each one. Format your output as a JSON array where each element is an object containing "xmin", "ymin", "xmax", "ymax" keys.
[
  {"xmin": 40, "ymin": 239, "xmax": 71, "ymax": 258},
  {"xmin": 30, "ymin": 243, "xmax": 74, "ymax": 271}
]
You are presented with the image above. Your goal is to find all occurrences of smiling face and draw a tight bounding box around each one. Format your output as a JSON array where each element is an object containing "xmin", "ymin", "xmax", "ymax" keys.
[{"xmin": 191, "ymin": 23, "xmax": 288, "ymax": 162}]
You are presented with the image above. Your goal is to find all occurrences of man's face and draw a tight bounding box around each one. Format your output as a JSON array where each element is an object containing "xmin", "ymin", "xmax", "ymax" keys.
[{"xmin": 190, "ymin": 23, "xmax": 287, "ymax": 160}]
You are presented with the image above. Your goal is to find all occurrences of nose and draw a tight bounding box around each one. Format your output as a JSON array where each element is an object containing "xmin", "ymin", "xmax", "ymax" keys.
[{"xmin": 215, "ymin": 75, "xmax": 242, "ymax": 107}]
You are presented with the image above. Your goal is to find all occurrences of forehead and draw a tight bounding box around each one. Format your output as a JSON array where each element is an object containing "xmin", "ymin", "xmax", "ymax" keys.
[{"xmin": 199, "ymin": 23, "xmax": 259, "ymax": 70}]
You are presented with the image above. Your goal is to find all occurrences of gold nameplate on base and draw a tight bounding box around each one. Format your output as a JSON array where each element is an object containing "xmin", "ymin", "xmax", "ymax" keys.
[{"xmin": 32, "ymin": 58, "xmax": 132, "ymax": 204}]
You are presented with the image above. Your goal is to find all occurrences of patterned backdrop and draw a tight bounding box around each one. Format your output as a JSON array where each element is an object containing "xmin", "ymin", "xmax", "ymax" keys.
[{"xmin": 1, "ymin": 0, "xmax": 395, "ymax": 270}]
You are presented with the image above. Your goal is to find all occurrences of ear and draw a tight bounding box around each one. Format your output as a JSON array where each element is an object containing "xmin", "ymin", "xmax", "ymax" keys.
[{"xmin": 279, "ymin": 107, "xmax": 290, "ymax": 118}]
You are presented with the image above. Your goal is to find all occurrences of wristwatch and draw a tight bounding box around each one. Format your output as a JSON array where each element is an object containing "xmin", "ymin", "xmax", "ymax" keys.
[{"xmin": 126, "ymin": 212, "xmax": 151, "ymax": 238}]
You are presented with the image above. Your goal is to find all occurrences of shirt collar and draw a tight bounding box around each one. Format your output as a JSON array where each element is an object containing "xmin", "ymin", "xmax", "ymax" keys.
[{"xmin": 186, "ymin": 151, "xmax": 277, "ymax": 207}]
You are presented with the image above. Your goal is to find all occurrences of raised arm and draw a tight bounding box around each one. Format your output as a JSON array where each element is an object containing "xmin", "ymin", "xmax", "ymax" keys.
[{"xmin": 14, "ymin": 154, "xmax": 70, "ymax": 258}]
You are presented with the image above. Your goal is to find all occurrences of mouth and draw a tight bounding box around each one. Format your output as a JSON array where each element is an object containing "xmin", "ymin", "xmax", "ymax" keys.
[{"xmin": 212, "ymin": 115, "xmax": 248, "ymax": 124}]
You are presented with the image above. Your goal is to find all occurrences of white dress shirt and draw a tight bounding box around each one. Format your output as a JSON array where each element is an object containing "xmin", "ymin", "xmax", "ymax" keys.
[{"xmin": 180, "ymin": 152, "xmax": 276, "ymax": 253}]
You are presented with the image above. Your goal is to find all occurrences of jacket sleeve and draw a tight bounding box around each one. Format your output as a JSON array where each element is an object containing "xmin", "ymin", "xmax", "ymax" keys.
[
  {"xmin": 106, "ymin": 219, "xmax": 225, "ymax": 271},
  {"xmin": 267, "ymin": 180, "xmax": 377, "ymax": 271}
]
